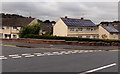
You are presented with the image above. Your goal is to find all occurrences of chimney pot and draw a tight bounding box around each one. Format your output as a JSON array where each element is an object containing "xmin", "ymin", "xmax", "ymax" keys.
[
  {"xmin": 81, "ymin": 17, "xmax": 84, "ymax": 20},
  {"xmin": 65, "ymin": 16, "xmax": 67, "ymax": 18}
]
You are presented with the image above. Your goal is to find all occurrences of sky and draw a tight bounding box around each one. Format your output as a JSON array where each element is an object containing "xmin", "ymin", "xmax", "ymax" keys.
[{"xmin": 1, "ymin": 1, "xmax": 119, "ymax": 24}]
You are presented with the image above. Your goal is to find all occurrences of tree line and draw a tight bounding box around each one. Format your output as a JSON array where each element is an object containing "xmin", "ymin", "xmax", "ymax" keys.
[{"xmin": 1, "ymin": 13, "xmax": 56, "ymax": 23}]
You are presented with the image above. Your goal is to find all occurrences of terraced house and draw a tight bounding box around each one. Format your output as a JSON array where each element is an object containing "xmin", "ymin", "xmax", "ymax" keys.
[
  {"xmin": 100, "ymin": 22, "xmax": 120, "ymax": 40},
  {"xmin": 53, "ymin": 17, "xmax": 99, "ymax": 39},
  {"xmin": 0, "ymin": 18, "xmax": 38, "ymax": 39},
  {"xmin": 99, "ymin": 25, "xmax": 119, "ymax": 40}
]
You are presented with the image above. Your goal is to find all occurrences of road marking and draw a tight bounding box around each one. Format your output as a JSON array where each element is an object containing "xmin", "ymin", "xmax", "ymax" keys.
[
  {"xmin": 43, "ymin": 52, "xmax": 51, "ymax": 55},
  {"xmin": 0, "ymin": 56, "xmax": 7, "ymax": 60},
  {"xmin": 9, "ymin": 54, "xmax": 19, "ymax": 57},
  {"xmin": 21, "ymin": 53, "xmax": 31, "ymax": 56},
  {"xmin": 34, "ymin": 53, "xmax": 44, "ymax": 56},
  {"xmin": 24, "ymin": 55, "xmax": 35, "ymax": 58},
  {"xmin": 81, "ymin": 63, "xmax": 117, "ymax": 74},
  {"xmin": 21, "ymin": 53, "xmax": 35, "ymax": 58},
  {"xmin": 2, "ymin": 50, "xmax": 103, "ymax": 60},
  {"xmin": 9, "ymin": 54, "xmax": 22, "ymax": 59},
  {"xmin": 52, "ymin": 52, "xmax": 62, "ymax": 55},
  {"xmin": 11, "ymin": 56, "xmax": 22, "ymax": 59}
]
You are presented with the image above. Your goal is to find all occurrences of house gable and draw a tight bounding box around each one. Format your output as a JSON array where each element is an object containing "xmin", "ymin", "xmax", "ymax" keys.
[
  {"xmin": 99, "ymin": 26, "xmax": 119, "ymax": 40},
  {"xmin": 53, "ymin": 18, "xmax": 68, "ymax": 36}
]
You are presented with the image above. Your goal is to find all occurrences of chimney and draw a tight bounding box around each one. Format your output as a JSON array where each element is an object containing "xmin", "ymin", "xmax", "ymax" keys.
[{"xmin": 65, "ymin": 16, "xmax": 67, "ymax": 18}]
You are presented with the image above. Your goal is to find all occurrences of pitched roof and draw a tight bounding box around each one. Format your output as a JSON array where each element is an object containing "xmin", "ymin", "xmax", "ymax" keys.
[
  {"xmin": 61, "ymin": 17, "xmax": 96, "ymax": 27},
  {"xmin": 1, "ymin": 18, "xmax": 35, "ymax": 26},
  {"xmin": 41, "ymin": 23, "xmax": 53, "ymax": 32},
  {"xmin": 103, "ymin": 26, "xmax": 119, "ymax": 33}
]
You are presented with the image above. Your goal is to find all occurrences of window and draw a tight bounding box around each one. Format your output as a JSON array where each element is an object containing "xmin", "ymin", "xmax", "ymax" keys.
[
  {"xmin": 92, "ymin": 36, "xmax": 99, "ymax": 39},
  {"xmin": 6, "ymin": 26, "xmax": 9, "ymax": 29},
  {"xmin": 92, "ymin": 36, "xmax": 96, "ymax": 38},
  {"xmin": 97, "ymin": 36, "xmax": 99, "ymax": 38},
  {"xmin": 5, "ymin": 34, "xmax": 11, "ymax": 39},
  {"xmin": 86, "ymin": 28, "xmax": 90, "ymax": 31},
  {"xmin": 0, "ymin": 26, "xmax": 2, "ymax": 30},
  {"xmin": 112, "ymin": 33, "xmax": 117, "ymax": 35},
  {"xmin": 0, "ymin": 34, "xmax": 2, "ymax": 38},
  {"xmin": 13, "ymin": 26, "xmax": 17, "ymax": 30},
  {"xmin": 86, "ymin": 36, "xmax": 90, "ymax": 38},
  {"xmin": 78, "ymin": 28, "xmax": 82, "ymax": 32},
  {"xmin": 13, "ymin": 35, "xmax": 17, "ymax": 39},
  {"xmin": 70, "ymin": 28, "xmax": 74, "ymax": 32},
  {"xmin": 94, "ymin": 28, "xmax": 97, "ymax": 31},
  {"xmin": 78, "ymin": 36, "xmax": 82, "ymax": 38}
]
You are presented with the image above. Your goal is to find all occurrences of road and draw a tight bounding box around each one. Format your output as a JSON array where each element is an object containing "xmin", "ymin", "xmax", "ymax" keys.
[{"xmin": 1, "ymin": 41, "xmax": 119, "ymax": 73}]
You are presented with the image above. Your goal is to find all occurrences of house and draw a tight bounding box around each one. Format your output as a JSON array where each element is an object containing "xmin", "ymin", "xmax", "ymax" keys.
[
  {"xmin": 39, "ymin": 22, "xmax": 53, "ymax": 35},
  {"xmin": 100, "ymin": 22, "xmax": 120, "ymax": 40},
  {"xmin": 0, "ymin": 18, "xmax": 39, "ymax": 39},
  {"xmin": 99, "ymin": 25, "xmax": 119, "ymax": 40},
  {"xmin": 53, "ymin": 17, "xmax": 99, "ymax": 39}
]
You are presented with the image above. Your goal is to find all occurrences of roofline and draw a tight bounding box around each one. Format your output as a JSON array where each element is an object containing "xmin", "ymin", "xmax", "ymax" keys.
[{"xmin": 60, "ymin": 17, "xmax": 91, "ymax": 21}]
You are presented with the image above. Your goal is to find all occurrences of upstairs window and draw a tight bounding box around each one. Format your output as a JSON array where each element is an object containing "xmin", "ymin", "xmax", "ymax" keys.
[
  {"xmin": 78, "ymin": 28, "xmax": 83, "ymax": 32},
  {"xmin": 13, "ymin": 26, "xmax": 17, "ymax": 30},
  {"xmin": 70, "ymin": 28, "xmax": 74, "ymax": 32},
  {"xmin": 94, "ymin": 28, "xmax": 97, "ymax": 31},
  {"xmin": 6, "ymin": 26, "xmax": 9, "ymax": 29},
  {"xmin": 0, "ymin": 26, "xmax": 2, "ymax": 30},
  {"xmin": 86, "ymin": 28, "xmax": 90, "ymax": 31}
]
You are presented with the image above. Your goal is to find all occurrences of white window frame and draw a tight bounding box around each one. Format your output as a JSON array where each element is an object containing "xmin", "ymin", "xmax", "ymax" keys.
[
  {"xmin": 94, "ymin": 28, "xmax": 97, "ymax": 31},
  {"xmin": 0, "ymin": 26, "xmax": 2, "ymax": 30},
  {"xmin": 6, "ymin": 26, "xmax": 9, "ymax": 29},
  {"xmin": 86, "ymin": 36, "xmax": 90, "ymax": 38},
  {"xmin": 86, "ymin": 28, "xmax": 91, "ymax": 31},
  {"xmin": 13, "ymin": 26, "xmax": 17, "ymax": 30},
  {"xmin": 78, "ymin": 28, "xmax": 83, "ymax": 32},
  {"xmin": 13, "ymin": 34, "xmax": 17, "ymax": 39},
  {"xmin": 70, "ymin": 28, "xmax": 74, "ymax": 32}
]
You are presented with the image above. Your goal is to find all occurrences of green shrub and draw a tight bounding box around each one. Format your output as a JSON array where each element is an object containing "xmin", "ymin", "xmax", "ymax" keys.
[
  {"xmin": 21, "ymin": 34, "xmax": 120, "ymax": 43},
  {"xmin": 19, "ymin": 24, "xmax": 41, "ymax": 38}
]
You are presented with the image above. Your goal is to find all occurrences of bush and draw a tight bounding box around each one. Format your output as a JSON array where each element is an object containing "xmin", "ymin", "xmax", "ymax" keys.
[
  {"xmin": 21, "ymin": 34, "xmax": 120, "ymax": 43},
  {"xmin": 19, "ymin": 24, "xmax": 41, "ymax": 38}
]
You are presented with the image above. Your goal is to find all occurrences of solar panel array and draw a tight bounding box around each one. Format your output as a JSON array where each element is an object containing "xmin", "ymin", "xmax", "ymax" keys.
[
  {"xmin": 103, "ymin": 26, "xmax": 119, "ymax": 33},
  {"xmin": 61, "ymin": 18, "xmax": 96, "ymax": 27}
]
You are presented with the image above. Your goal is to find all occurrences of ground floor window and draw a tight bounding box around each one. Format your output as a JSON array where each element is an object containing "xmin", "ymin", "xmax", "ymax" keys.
[
  {"xmin": 86, "ymin": 36, "xmax": 90, "ymax": 38},
  {"xmin": 13, "ymin": 35, "xmax": 17, "ymax": 39},
  {"xmin": 78, "ymin": 36, "xmax": 82, "ymax": 38},
  {"xmin": 5, "ymin": 34, "xmax": 11, "ymax": 39},
  {"xmin": 92, "ymin": 36, "xmax": 99, "ymax": 39},
  {"xmin": 0, "ymin": 34, "xmax": 2, "ymax": 38}
]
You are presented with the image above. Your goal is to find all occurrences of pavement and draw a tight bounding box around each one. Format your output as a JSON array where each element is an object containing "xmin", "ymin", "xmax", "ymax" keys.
[{"xmin": 1, "ymin": 41, "xmax": 119, "ymax": 73}]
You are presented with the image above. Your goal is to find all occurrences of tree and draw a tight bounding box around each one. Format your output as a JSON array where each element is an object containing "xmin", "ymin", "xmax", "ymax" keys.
[
  {"xmin": 43, "ymin": 20, "xmax": 51, "ymax": 23},
  {"xmin": 19, "ymin": 24, "xmax": 41, "ymax": 38},
  {"xmin": 1, "ymin": 13, "xmax": 26, "ymax": 18},
  {"xmin": 51, "ymin": 21, "xmax": 56, "ymax": 24}
]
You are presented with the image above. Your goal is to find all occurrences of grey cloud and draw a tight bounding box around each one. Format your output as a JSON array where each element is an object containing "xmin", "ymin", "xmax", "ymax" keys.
[{"xmin": 2, "ymin": 2, "xmax": 118, "ymax": 24}]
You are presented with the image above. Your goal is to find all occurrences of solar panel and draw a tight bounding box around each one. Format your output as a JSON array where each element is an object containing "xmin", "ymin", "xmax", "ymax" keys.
[
  {"xmin": 104, "ymin": 26, "xmax": 119, "ymax": 33},
  {"xmin": 62, "ymin": 18, "xmax": 96, "ymax": 27}
]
